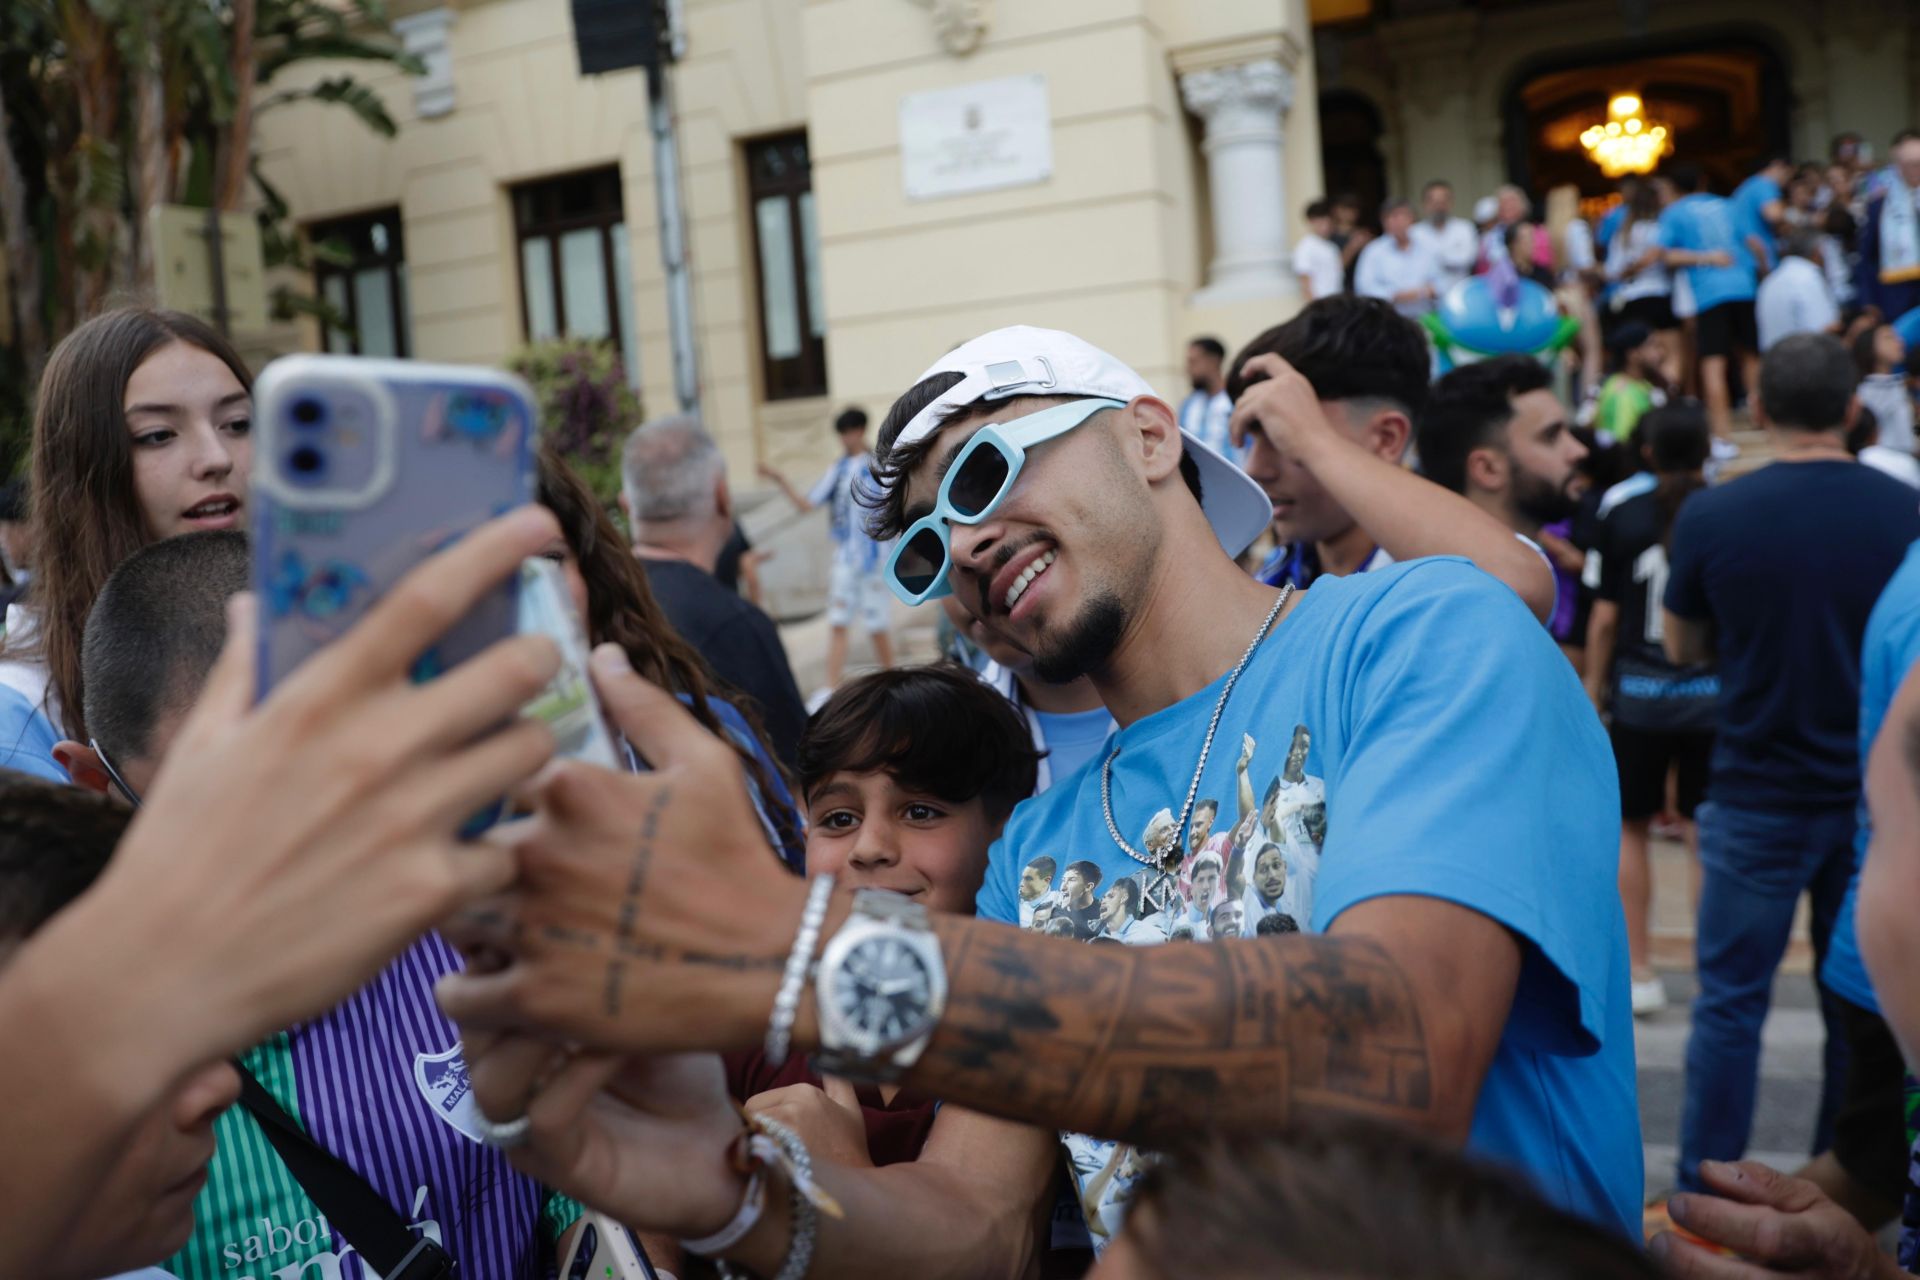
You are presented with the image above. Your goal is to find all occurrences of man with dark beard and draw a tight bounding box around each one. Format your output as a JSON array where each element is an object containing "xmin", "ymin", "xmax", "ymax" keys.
[
  {"xmin": 438, "ymin": 325, "xmax": 1642, "ymax": 1256},
  {"xmin": 1415, "ymin": 358, "xmax": 1590, "ymax": 664},
  {"xmin": 1416, "ymin": 356, "xmax": 1590, "ymax": 542}
]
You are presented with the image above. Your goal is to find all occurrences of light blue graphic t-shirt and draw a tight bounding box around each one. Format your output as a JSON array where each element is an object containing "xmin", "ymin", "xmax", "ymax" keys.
[
  {"xmin": 1031, "ymin": 706, "xmax": 1114, "ymax": 785},
  {"xmin": 1822, "ymin": 538, "xmax": 1920, "ymax": 1012},
  {"xmin": 1659, "ymin": 193, "xmax": 1757, "ymax": 311},
  {"xmin": 978, "ymin": 559, "xmax": 1641, "ymax": 1243}
]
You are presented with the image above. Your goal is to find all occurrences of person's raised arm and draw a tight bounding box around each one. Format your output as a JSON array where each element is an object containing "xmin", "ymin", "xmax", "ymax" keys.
[
  {"xmin": 0, "ymin": 507, "xmax": 563, "ymax": 1278},
  {"xmin": 1230, "ymin": 353, "xmax": 1556, "ymax": 622}
]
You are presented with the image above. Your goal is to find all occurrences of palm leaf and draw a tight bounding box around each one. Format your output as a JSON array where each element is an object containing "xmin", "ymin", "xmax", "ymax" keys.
[{"xmin": 256, "ymin": 75, "xmax": 399, "ymax": 136}]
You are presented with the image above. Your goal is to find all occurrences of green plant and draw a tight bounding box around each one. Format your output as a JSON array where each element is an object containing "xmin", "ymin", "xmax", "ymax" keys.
[{"xmin": 508, "ymin": 338, "xmax": 643, "ymax": 508}]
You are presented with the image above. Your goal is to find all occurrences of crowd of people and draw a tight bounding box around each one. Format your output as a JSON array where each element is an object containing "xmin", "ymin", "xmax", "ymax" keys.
[{"xmin": 3, "ymin": 125, "xmax": 1920, "ymax": 1280}]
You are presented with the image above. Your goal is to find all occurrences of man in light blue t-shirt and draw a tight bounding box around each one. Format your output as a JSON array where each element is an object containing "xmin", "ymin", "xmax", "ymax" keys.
[
  {"xmin": 865, "ymin": 325, "xmax": 1641, "ymax": 1238},
  {"xmin": 1660, "ymin": 163, "xmax": 1760, "ymax": 444},
  {"xmin": 1730, "ymin": 157, "xmax": 1793, "ymax": 271}
]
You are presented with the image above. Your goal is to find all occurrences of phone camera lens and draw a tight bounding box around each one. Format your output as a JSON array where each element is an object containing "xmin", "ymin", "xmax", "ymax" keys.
[
  {"xmin": 291, "ymin": 398, "xmax": 327, "ymax": 428},
  {"xmin": 288, "ymin": 446, "xmax": 327, "ymax": 482}
]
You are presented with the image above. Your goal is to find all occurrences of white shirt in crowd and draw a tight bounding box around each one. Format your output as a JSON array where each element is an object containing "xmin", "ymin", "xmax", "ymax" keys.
[
  {"xmin": 1754, "ymin": 255, "xmax": 1838, "ymax": 351},
  {"xmin": 1859, "ymin": 371, "xmax": 1917, "ymax": 456},
  {"xmin": 1604, "ymin": 218, "xmax": 1670, "ymax": 304},
  {"xmin": 1354, "ymin": 235, "xmax": 1441, "ymax": 318},
  {"xmin": 1291, "ymin": 232, "xmax": 1345, "ymax": 301},
  {"xmin": 1409, "ymin": 215, "xmax": 1478, "ymax": 296},
  {"xmin": 1861, "ymin": 445, "xmax": 1920, "ymax": 488}
]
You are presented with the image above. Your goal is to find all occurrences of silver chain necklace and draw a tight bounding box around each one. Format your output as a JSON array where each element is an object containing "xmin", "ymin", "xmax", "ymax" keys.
[{"xmin": 1100, "ymin": 584, "xmax": 1294, "ymax": 911}]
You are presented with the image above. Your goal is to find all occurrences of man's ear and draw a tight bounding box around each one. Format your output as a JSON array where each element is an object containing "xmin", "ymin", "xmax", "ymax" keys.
[
  {"xmin": 1465, "ymin": 446, "xmax": 1509, "ymax": 495},
  {"xmin": 1127, "ymin": 396, "xmax": 1185, "ymax": 484},
  {"xmin": 52, "ymin": 740, "xmax": 113, "ymax": 795},
  {"xmin": 1366, "ymin": 410, "xmax": 1414, "ymax": 464}
]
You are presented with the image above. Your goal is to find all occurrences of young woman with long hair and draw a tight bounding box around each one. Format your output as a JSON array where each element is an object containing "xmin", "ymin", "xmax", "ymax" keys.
[
  {"xmin": 533, "ymin": 444, "xmax": 804, "ymax": 867},
  {"xmin": 0, "ymin": 308, "xmax": 251, "ymax": 778}
]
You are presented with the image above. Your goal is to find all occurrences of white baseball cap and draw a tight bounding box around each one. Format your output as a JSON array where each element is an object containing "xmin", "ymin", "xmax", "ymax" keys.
[{"xmin": 891, "ymin": 325, "xmax": 1271, "ymax": 558}]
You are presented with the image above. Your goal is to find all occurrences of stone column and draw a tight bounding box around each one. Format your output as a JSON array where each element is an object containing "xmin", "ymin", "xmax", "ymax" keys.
[{"xmin": 1181, "ymin": 59, "xmax": 1296, "ymax": 306}]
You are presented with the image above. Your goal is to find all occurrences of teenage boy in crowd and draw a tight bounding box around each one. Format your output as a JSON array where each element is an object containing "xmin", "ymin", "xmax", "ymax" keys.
[
  {"xmin": 1176, "ymin": 337, "xmax": 1234, "ymax": 461},
  {"xmin": 51, "ymin": 532, "xmax": 584, "ymax": 1280},
  {"xmin": 437, "ymin": 325, "xmax": 1643, "ymax": 1251},
  {"xmin": 1226, "ymin": 295, "xmax": 1555, "ymax": 623},
  {"xmin": 1661, "ymin": 333, "xmax": 1920, "ymax": 1200},
  {"xmin": 1593, "ymin": 321, "xmax": 1666, "ymax": 445},
  {"xmin": 1355, "ymin": 198, "xmax": 1443, "ymax": 320},
  {"xmin": 761, "ymin": 406, "xmax": 895, "ymax": 695},
  {"xmin": 1660, "ymin": 162, "xmax": 1761, "ymax": 445},
  {"xmin": 1580, "ymin": 404, "xmax": 1718, "ymax": 1018},
  {"xmin": 0, "ymin": 773, "xmax": 242, "ymax": 1280},
  {"xmin": 1416, "ymin": 355, "xmax": 1594, "ymax": 655},
  {"xmin": 1291, "ymin": 199, "xmax": 1346, "ymax": 302},
  {"xmin": 1410, "ymin": 179, "xmax": 1479, "ymax": 298}
]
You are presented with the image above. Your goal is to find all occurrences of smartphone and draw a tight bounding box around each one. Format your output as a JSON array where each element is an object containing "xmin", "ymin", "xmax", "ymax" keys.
[
  {"xmin": 517, "ymin": 556, "xmax": 621, "ymax": 769},
  {"xmin": 249, "ymin": 355, "xmax": 536, "ymax": 698}
]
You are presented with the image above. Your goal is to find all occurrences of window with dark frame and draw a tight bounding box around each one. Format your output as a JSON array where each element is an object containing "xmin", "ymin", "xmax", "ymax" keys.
[
  {"xmin": 510, "ymin": 167, "xmax": 637, "ymax": 385},
  {"xmin": 310, "ymin": 208, "xmax": 411, "ymax": 358},
  {"xmin": 745, "ymin": 132, "xmax": 828, "ymax": 401}
]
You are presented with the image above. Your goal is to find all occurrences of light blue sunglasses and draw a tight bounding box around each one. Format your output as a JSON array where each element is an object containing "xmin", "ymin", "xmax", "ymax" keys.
[{"xmin": 884, "ymin": 397, "xmax": 1125, "ymax": 604}]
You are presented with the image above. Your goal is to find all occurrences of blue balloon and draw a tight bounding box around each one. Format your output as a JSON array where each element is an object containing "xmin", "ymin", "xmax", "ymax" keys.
[{"xmin": 1434, "ymin": 276, "xmax": 1570, "ymax": 355}]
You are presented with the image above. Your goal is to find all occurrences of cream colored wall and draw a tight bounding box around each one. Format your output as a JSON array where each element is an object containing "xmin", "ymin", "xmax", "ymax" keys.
[
  {"xmin": 798, "ymin": 0, "xmax": 1316, "ymax": 482},
  {"xmin": 253, "ymin": 0, "xmax": 1317, "ymax": 487},
  {"xmin": 254, "ymin": 0, "xmax": 810, "ymax": 479}
]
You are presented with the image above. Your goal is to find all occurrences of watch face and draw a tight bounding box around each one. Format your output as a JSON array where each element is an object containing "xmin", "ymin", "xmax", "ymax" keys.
[{"xmin": 832, "ymin": 936, "xmax": 934, "ymax": 1046}]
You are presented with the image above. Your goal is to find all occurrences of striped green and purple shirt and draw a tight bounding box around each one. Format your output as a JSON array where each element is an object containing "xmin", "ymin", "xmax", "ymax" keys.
[{"xmin": 163, "ymin": 934, "xmax": 579, "ymax": 1280}]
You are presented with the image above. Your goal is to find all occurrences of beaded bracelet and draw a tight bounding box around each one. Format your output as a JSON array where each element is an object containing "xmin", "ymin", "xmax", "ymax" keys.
[{"xmin": 765, "ymin": 872, "xmax": 835, "ymax": 1069}]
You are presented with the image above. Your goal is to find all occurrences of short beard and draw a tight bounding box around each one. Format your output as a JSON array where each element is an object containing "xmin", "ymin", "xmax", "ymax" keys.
[
  {"xmin": 1512, "ymin": 469, "xmax": 1579, "ymax": 526},
  {"xmin": 1032, "ymin": 591, "xmax": 1128, "ymax": 683}
]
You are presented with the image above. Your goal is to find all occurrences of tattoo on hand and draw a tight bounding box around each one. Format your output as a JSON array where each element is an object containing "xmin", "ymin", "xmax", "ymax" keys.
[
  {"xmin": 919, "ymin": 926, "xmax": 1431, "ymax": 1148},
  {"xmin": 602, "ymin": 786, "xmax": 668, "ymax": 1017}
]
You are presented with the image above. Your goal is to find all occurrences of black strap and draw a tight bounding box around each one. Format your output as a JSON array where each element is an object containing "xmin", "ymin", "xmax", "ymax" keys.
[{"xmin": 236, "ymin": 1062, "xmax": 458, "ymax": 1280}]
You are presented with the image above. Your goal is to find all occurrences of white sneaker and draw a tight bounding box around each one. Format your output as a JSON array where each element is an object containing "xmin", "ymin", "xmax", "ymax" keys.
[{"xmin": 1631, "ymin": 975, "xmax": 1668, "ymax": 1017}]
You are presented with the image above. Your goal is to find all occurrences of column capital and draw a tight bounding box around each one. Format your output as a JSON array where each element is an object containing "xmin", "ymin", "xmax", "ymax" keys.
[{"xmin": 1180, "ymin": 58, "xmax": 1294, "ymax": 122}]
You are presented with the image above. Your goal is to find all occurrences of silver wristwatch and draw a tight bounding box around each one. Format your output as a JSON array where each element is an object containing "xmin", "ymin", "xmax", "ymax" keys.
[{"xmin": 812, "ymin": 889, "xmax": 947, "ymax": 1082}]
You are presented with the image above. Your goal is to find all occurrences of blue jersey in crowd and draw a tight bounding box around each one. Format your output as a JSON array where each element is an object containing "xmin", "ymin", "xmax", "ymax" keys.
[
  {"xmin": 1728, "ymin": 172, "xmax": 1783, "ymax": 270},
  {"xmin": 977, "ymin": 560, "xmax": 1642, "ymax": 1241},
  {"xmin": 1665, "ymin": 461, "xmax": 1920, "ymax": 810},
  {"xmin": 810, "ymin": 454, "xmax": 885, "ymax": 574},
  {"xmin": 1659, "ymin": 193, "xmax": 1757, "ymax": 311},
  {"xmin": 1823, "ymin": 539, "xmax": 1920, "ymax": 1012}
]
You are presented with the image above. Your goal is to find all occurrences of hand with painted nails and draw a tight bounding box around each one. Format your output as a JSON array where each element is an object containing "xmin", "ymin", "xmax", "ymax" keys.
[{"xmin": 1650, "ymin": 1160, "xmax": 1905, "ymax": 1280}]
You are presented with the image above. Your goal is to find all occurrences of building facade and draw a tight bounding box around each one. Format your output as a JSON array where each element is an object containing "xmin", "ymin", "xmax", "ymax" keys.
[
  {"xmin": 253, "ymin": 0, "xmax": 1322, "ymax": 487},
  {"xmin": 1313, "ymin": 0, "xmax": 1920, "ymax": 214}
]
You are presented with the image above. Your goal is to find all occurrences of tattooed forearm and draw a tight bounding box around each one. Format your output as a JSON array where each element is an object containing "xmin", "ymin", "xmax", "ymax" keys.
[{"xmin": 911, "ymin": 919, "xmax": 1432, "ymax": 1149}]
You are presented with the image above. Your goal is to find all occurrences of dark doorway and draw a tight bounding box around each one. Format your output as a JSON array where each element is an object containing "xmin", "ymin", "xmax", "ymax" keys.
[
  {"xmin": 1320, "ymin": 90, "xmax": 1387, "ymax": 225},
  {"xmin": 1504, "ymin": 36, "xmax": 1792, "ymax": 201}
]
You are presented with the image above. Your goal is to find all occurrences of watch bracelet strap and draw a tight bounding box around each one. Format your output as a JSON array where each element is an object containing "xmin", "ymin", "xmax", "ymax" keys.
[
  {"xmin": 765, "ymin": 872, "xmax": 836, "ymax": 1069},
  {"xmin": 813, "ymin": 889, "xmax": 943, "ymax": 1083}
]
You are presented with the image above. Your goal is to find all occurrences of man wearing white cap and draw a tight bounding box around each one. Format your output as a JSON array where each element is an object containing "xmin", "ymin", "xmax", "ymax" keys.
[{"xmin": 433, "ymin": 324, "xmax": 1644, "ymax": 1269}]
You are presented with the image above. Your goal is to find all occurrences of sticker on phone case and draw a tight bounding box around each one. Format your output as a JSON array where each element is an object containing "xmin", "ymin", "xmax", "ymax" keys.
[{"xmin": 267, "ymin": 549, "xmax": 371, "ymax": 621}]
